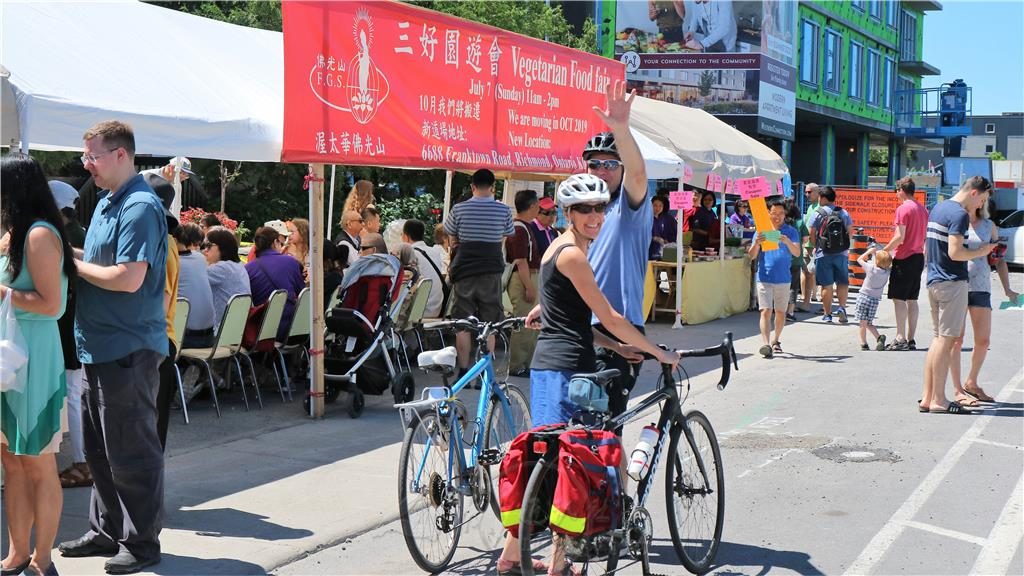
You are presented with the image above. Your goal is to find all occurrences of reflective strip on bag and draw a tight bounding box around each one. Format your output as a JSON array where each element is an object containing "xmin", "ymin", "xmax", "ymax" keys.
[
  {"xmin": 501, "ymin": 508, "xmax": 521, "ymax": 529},
  {"xmin": 548, "ymin": 505, "xmax": 586, "ymax": 534}
]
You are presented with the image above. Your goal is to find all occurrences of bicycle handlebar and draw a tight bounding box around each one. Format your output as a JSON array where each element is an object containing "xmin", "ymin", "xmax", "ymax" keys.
[
  {"xmin": 422, "ymin": 316, "xmax": 526, "ymax": 341},
  {"xmin": 653, "ymin": 332, "xmax": 738, "ymax": 391}
]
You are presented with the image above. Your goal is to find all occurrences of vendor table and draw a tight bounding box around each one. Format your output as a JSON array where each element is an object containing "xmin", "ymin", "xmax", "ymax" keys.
[{"xmin": 644, "ymin": 256, "xmax": 751, "ymax": 325}]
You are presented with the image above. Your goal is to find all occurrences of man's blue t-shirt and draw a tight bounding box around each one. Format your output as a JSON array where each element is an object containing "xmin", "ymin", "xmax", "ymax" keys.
[
  {"xmin": 589, "ymin": 184, "xmax": 652, "ymax": 326},
  {"xmin": 76, "ymin": 173, "xmax": 169, "ymax": 363},
  {"xmin": 925, "ymin": 199, "xmax": 970, "ymax": 285},
  {"xmin": 757, "ymin": 224, "xmax": 800, "ymax": 284}
]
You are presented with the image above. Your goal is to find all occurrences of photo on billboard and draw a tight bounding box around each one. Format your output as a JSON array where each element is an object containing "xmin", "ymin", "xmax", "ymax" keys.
[
  {"xmin": 627, "ymin": 68, "xmax": 759, "ymax": 115},
  {"xmin": 614, "ymin": 1, "xmax": 764, "ymax": 56}
]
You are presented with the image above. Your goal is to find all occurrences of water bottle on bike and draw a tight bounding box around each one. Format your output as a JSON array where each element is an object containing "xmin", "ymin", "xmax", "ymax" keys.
[{"xmin": 627, "ymin": 424, "xmax": 659, "ymax": 481}]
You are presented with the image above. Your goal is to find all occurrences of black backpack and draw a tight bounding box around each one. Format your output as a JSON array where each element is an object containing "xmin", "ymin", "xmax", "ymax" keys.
[{"xmin": 816, "ymin": 207, "xmax": 850, "ymax": 254}]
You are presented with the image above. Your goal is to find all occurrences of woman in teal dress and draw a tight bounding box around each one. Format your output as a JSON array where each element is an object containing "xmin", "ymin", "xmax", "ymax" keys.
[{"xmin": 1, "ymin": 154, "xmax": 76, "ymax": 576}]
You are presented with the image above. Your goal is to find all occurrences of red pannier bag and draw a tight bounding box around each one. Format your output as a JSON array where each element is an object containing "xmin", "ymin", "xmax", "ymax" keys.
[
  {"xmin": 549, "ymin": 428, "xmax": 623, "ymax": 537},
  {"xmin": 499, "ymin": 424, "xmax": 563, "ymax": 538}
]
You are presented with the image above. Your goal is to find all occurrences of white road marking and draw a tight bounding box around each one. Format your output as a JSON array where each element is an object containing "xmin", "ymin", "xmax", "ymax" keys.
[
  {"xmin": 843, "ymin": 371, "xmax": 1024, "ymax": 575},
  {"xmin": 970, "ymin": 437, "xmax": 1024, "ymax": 451},
  {"xmin": 970, "ymin": 474, "xmax": 1024, "ymax": 576},
  {"xmin": 737, "ymin": 470, "xmax": 752, "ymax": 478},
  {"xmin": 898, "ymin": 520, "xmax": 988, "ymax": 546}
]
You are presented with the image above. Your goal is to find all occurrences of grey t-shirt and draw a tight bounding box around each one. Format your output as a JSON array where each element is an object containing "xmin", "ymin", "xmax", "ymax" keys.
[
  {"xmin": 966, "ymin": 218, "xmax": 994, "ymax": 294},
  {"xmin": 207, "ymin": 260, "xmax": 251, "ymax": 331},
  {"xmin": 178, "ymin": 250, "xmax": 215, "ymax": 330},
  {"xmin": 860, "ymin": 260, "xmax": 891, "ymax": 299}
]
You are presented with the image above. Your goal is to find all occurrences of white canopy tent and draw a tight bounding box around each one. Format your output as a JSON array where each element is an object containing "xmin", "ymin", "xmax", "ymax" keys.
[{"xmin": 1, "ymin": 1, "xmax": 283, "ymax": 161}]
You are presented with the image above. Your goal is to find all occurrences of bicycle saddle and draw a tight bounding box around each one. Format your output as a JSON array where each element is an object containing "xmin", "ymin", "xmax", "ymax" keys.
[
  {"xmin": 569, "ymin": 369, "xmax": 621, "ymax": 387},
  {"xmin": 417, "ymin": 346, "xmax": 457, "ymax": 374}
]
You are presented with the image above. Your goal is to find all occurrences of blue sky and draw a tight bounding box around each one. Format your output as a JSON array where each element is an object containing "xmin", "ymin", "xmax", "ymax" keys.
[{"xmin": 922, "ymin": 0, "xmax": 1024, "ymax": 115}]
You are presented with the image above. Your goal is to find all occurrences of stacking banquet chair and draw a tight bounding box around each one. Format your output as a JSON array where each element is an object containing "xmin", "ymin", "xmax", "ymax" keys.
[
  {"xmin": 397, "ymin": 278, "xmax": 432, "ymax": 352},
  {"xmin": 172, "ymin": 297, "xmax": 191, "ymax": 424},
  {"xmin": 178, "ymin": 294, "xmax": 261, "ymax": 417},
  {"xmin": 243, "ymin": 289, "xmax": 289, "ymax": 403},
  {"xmin": 275, "ymin": 287, "xmax": 310, "ymax": 402}
]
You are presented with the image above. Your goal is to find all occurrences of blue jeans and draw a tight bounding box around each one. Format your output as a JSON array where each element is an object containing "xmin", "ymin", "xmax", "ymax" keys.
[{"xmin": 530, "ymin": 369, "xmax": 579, "ymax": 426}]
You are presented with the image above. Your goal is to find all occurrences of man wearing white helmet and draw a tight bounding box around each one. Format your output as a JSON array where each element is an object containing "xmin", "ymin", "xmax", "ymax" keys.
[
  {"xmin": 497, "ymin": 173, "xmax": 677, "ymax": 576},
  {"xmin": 583, "ymin": 80, "xmax": 652, "ymax": 434}
]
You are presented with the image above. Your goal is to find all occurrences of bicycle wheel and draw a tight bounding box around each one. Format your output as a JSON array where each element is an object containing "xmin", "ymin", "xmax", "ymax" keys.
[
  {"xmin": 483, "ymin": 382, "xmax": 532, "ymax": 518},
  {"xmin": 398, "ymin": 413, "xmax": 464, "ymax": 573},
  {"xmin": 665, "ymin": 410, "xmax": 725, "ymax": 574},
  {"xmin": 519, "ymin": 452, "xmax": 619, "ymax": 576}
]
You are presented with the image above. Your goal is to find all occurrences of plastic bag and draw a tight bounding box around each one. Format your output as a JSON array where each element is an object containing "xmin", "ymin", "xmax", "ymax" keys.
[{"xmin": 0, "ymin": 294, "xmax": 28, "ymax": 393}]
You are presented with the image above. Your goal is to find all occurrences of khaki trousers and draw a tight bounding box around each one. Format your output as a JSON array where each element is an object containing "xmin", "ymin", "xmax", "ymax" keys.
[{"xmin": 508, "ymin": 270, "xmax": 539, "ymax": 371}]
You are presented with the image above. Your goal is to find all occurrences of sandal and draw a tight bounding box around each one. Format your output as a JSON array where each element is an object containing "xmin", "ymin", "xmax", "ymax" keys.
[
  {"xmin": 548, "ymin": 560, "xmax": 582, "ymax": 576},
  {"xmin": 926, "ymin": 401, "xmax": 973, "ymax": 415},
  {"xmin": 964, "ymin": 387, "xmax": 996, "ymax": 403},
  {"xmin": 497, "ymin": 559, "xmax": 548, "ymax": 576},
  {"xmin": 59, "ymin": 462, "xmax": 93, "ymax": 488},
  {"xmin": 955, "ymin": 395, "xmax": 981, "ymax": 408}
]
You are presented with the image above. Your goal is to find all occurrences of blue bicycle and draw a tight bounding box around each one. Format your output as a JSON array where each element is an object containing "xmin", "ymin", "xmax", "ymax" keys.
[{"xmin": 396, "ymin": 316, "xmax": 532, "ymax": 573}]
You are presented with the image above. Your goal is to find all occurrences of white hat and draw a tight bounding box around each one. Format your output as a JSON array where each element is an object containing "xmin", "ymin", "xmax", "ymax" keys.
[
  {"xmin": 263, "ymin": 219, "xmax": 291, "ymax": 236},
  {"xmin": 168, "ymin": 156, "xmax": 195, "ymax": 175},
  {"xmin": 48, "ymin": 180, "xmax": 79, "ymax": 210}
]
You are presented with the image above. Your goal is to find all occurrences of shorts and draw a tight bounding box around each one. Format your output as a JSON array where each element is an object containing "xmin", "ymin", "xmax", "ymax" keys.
[
  {"xmin": 815, "ymin": 253, "xmax": 849, "ymax": 286},
  {"xmin": 530, "ymin": 369, "xmax": 579, "ymax": 426},
  {"xmin": 451, "ymin": 273, "xmax": 503, "ymax": 322},
  {"xmin": 928, "ymin": 280, "xmax": 968, "ymax": 338},
  {"xmin": 968, "ymin": 291, "xmax": 991, "ymax": 309},
  {"xmin": 888, "ymin": 253, "xmax": 924, "ymax": 301},
  {"xmin": 757, "ymin": 282, "xmax": 790, "ymax": 311},
  {"xmin": 855, "ymin": 293, "xmax": 881, "ymax": 322}
]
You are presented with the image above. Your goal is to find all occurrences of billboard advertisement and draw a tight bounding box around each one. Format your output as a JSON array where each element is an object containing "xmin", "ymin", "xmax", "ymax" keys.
[{"xmin": 611, "ymin": 0, "xmax": 796, "ymax": 140}]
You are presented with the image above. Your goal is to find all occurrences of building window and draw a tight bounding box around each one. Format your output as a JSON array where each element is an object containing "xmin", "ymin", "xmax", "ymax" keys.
[
  {"xmin": 800, "ymin": 20, "xmax": 819, "ymax": 85},
  {"xmin": 869, "ymin": 0, "xmax": 883, "ymax": 20},
  {"xmin": 883, "ymin": 57, "xmax": 895, "ymax": 109},
  {"xmin": 886, "ymin": 0, "xmax": 898, "ymax": 28},
  {"xmin": 852, "ymin": 0, "xmax": 865, "ymax": 11},
  {"xmin": 896, "ymin": 76, "xmax": 915, "ymax": 120},
  {"xmin": 824, "ymin": 30, "xmax": 842, "ymax": 93},
  {"xmin": 985, "ymin": 123, "xmax": 996, "ymax": 134},
  {"xmin": 849, "ymin": 42, "xmax": 864, "ymax": 100},
  {"xmin": 985, "ymin": 144, "xmax": 994, "ymax": 154},
  {"xmin": 900, "ymin": 11, "xmax": 918, "ymax": 61},
  {"xmin": 866, "ymin": 50, "xmax": 880, "ymax": 105}
]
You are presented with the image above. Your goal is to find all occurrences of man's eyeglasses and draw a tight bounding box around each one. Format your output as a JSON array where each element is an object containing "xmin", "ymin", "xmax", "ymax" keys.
[
  {"xmin": 200, "ymin": 242, "xmax": 212, "ymax": 251},
  {"xmin": 80, "ymin": 148, "xmax": 119, "ymax": 165},
  {"xmin": 571, "ymin": 202, "xmax": 608, "ymax": 215},
  {"xmin": 539, "ymin": 209, "xmax": 555, "ymax": 216},
  {"xmin": 587, "ymin": 159, "xmax": 623, "ymax": 171}
]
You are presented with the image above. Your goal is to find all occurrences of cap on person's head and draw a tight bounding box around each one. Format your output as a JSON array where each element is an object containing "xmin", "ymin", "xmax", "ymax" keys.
[
  {"xmin": 168, "ymin": 156, "xmax": 195, "ymax": 175},
  {"xmin": 263, "ymin": 219, "xmax": 291, "ymax": 237},
  {"xmin": 471, "ymin": 169, "xmax": 496, "ymax": 189},
  {"xmin": 48, "ymin": 180, "xmax": 79, "ymax": 210},
  {"xmin": 538, "ymin": 197, "xmax": 556, "ymax": 211},
  {"xmin": 142, "ymin": 172, "xmax": 178, "ymax": 226}
]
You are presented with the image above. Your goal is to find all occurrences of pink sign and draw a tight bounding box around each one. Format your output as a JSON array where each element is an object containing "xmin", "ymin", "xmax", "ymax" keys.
[
  {"xmin": 736, "ymin": 176, "xmax": 771, "ymax": 200},
  {"xmin": 776, "ymin": 180, "xmax": 784, "ymax": 196},
  {"xmin": 683, "ymin": 165, "xmax": 694, "ymax": 184},
  {"xmin": 669, "ymin": 190, "xmax": 693, "ymax": 210},
  {"xmin": 706, "ymin": 173, "xmax": 723, "ymax": 193}
]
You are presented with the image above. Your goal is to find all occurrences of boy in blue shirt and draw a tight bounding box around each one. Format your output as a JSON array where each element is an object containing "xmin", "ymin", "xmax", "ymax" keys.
[{"xmin": 747, "ymin": 199, "xmax": 801, "ymax": 358}]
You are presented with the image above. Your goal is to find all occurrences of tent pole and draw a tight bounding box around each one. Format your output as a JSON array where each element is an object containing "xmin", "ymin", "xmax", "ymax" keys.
[
  {"xmin": 308, "ymin": 164, "xmax": 326, "ymax": 419},
  {"xmin": 443, "ymin": 170, "xmax": 453, "ymax": 222},
  {"xmin": 327, "ymin": 165, "xmax": 337, "ymax": 241},
  {"xmin": 719, "ymin": 186, "xmax": 726, "ymax": 266},
  {"xmin": 672, "ymin": 202, "xmax": 684, "ymax": 330}
]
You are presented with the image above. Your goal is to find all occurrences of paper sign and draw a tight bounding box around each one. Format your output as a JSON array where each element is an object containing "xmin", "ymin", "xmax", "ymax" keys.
[
  {"xmin": 724, "ymin": 179, "xmax": 733, "ymax": 194},
  {"xmin": 706, "ymin": 173, "xmax": 723, "ymax": 193},
  {"xmin": 683, "ymin": 165, "xmax": 694, "ymax": 184},
  {"xmin": 749, "ymin": 198, "xmax": 778, "ymax": 250},
  {"xmin": 761, "ymin": 230, "xmax": 781, "ymax": 243},
  {"xmin": 736, "ymin": 177, "xmax": 771, "ymax": 200},
  {"xmin": 669, "ymin": 190, "xmax": 693, "ymax": 210},
  {"xmin": 999, "ymin": 295, "xmax": 1024, "ymax": 310},
  {"xmin": 776, "ymin": 180, "xmax": 784, "ymax": 197}
]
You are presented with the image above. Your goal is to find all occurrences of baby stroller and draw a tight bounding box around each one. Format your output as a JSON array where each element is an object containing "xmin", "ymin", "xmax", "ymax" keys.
[{"xmin": 321, "ymin": 254, "xmax": 417, "ymax": 418}]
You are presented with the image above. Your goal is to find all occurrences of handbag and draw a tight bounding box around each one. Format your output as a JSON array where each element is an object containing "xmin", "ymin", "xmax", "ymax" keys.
[
  {"xmin": 0, "ymin": 294, "xmax": 29, "ymax": 392},
  {"xmin": 241, "ymin": 301, "xmax": 270, "ymax": 350}
]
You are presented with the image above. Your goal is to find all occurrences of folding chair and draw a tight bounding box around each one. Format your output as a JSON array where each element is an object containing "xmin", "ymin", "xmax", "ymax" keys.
[
  {"xmin": 172, "ymin": 297, "xmax": 191, "ymax": 424},
  {"xmin": 275, "ymin": 287, "xmax": 310, "ymax": 402},
  {"xmin": 326, "ymin": 284, "xmax": 342, "ymax": 312},
  {"xmin": 400, "ymin": 278, "xmax": 432, "ymax": 351},
  {"xmin": 179, "ymin": 294, "xmax": 260, "ymax": 417},
  {"xmin": 243, "ymin": 289, "xmax": 289, "ymax": 403}
]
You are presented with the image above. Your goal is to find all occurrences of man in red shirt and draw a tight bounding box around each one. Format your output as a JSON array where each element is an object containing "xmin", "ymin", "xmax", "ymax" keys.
[
  {"xmin": 882, "ymin": 177, "xmax": 929, "ymax": 350},
  {"xmin": 506, "ymin": 189, "xmax": 541, "ymax": 377}
]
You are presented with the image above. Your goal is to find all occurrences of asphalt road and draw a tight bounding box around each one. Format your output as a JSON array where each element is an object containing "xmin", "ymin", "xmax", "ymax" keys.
[{"xmin": 277, "ymin": 273, "xmax": 1024, "ymax": 576}]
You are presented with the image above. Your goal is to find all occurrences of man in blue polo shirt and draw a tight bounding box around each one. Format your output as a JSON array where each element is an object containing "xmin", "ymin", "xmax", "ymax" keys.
[
  {"xmin": 747, "ymin": 199, "xmax": 801, "ymax": 358},
  {"xmin": 59, "ymin": 121, "xmax": 168, "ymax": 575},
  {"xmin": 585, "ymin": 80, "xmax": 652, "ymax": 433}
]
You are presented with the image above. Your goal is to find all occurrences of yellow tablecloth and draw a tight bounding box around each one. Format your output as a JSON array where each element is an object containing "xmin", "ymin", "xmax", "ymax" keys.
[{"xmin": 680, "ymin": 257, "xmax": 751, "ymax": 325}]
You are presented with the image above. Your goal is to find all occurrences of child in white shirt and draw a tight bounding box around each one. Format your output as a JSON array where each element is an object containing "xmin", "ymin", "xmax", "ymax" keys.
[{"xmin": 856, "ymin": 247, "xmax": 893, "ymax": 350}]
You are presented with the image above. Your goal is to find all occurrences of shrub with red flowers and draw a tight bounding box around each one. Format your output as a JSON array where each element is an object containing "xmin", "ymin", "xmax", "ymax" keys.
[{"xmin": 180, "ymin": 207, "xmax": 239, "ymax": 231}]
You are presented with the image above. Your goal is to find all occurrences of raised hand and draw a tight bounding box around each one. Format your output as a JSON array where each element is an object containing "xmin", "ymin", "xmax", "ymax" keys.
[{"xmin": 592, "ymin": 79, "xmax": 636, "ymax": 132}]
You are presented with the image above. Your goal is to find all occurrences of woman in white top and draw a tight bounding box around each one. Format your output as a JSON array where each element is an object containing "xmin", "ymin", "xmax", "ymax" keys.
[{"xmin": 949, "ymin": 199, "xmax": 1019, "ymax": 407}]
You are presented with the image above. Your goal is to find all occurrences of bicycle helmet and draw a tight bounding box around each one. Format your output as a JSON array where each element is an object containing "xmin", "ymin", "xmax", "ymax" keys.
[
  {"xmin": 556, "ymin": 173, "xmax": 610, "ymax": 208},
  {"xmin": 582, "ymin": 131, "xmax": 618, "ymax": 160}
]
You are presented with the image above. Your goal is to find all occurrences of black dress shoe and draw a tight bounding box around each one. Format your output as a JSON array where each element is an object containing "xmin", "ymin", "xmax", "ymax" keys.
[
  {"xmin": 104, "ymin": 550, "xmax": 159, "ymax": 575},
  {"xmin": 57, "ymin": 535, "xmax": 118, "ymax": 558},
  {"xmin": 0, "ymin": 558, "xmax": 29, "ymax": 576}
]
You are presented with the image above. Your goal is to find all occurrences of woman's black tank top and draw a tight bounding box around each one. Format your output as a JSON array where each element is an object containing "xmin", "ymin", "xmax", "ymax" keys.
[{"xmin": 530, "ymin": 243, "xmax": 596, "ymax": 372}]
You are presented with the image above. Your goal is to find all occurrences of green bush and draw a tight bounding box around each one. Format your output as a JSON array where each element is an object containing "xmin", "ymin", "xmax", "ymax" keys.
[{"xmin": 376, "ymin": 194, "xmax": 443, "ymax": 237}]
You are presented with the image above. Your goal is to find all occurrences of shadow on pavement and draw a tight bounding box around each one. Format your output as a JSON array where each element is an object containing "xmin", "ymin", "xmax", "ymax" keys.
[
  {"xmin": 783, "ymin": 353, "xmax": 852, "ymax": 363},
  {"xmin": 653, "ymin": 539, "xmax": 825, "ymax": 575},
  {"xmin": 151, "ymin": 553, "xmax": 268, "ymax": 575},
  {"xmin": 167, "ymin": 508, "xmax": 313, "ymax": 541},
  {"xmin": 980, "ymin": 401, "xmax": 1023, "ymax": 417}
]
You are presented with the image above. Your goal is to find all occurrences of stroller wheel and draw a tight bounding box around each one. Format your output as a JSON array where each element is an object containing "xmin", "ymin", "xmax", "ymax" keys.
[
  {"xmin": 324, "ymin": 384, "xmax": 341, "ymax": 404},
  {"xmin": 393, "ymin": 371, "xmax": 416, "ymax": 404},
  {"xmin": 348, "ymin": 389, "xmax": 366, "ymax": 418}
]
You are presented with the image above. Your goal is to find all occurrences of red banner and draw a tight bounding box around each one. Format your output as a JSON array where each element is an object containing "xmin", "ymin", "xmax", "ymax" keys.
[{"xmin": 282, "ymin": 1, "xmax": 625, "ymax": 172}]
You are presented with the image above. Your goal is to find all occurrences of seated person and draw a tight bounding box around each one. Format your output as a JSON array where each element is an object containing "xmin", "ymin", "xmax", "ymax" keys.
[
  {"xmin": 688, "ymin": 191, "xmax": 719, "ymax": 251},
  {"xmin": 649, "ymin": 194, "xmax": 677, "ymax": 259},
  {"xmin": 175, "ymin": 223, "xmax": 216, "ymax": 348},
  {"xmin": 246, "ymin": 226, "xmax": 306, "ymax": 341},
  {"xmin": 203, "ymin": 226, "xmax": 251, "ymax": 332},
  {"xmin": 360, "ymin": 232, "xmax": 388, "ymax": 256}
]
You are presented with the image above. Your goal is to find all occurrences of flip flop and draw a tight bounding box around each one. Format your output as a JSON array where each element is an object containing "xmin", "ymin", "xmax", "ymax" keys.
[
  {"xmin": 964, "ymin": 387, "xmax": 996, "ymax": 403},
  {"xmin": 955, "ymin": 395, "xmax": 982, "ymax": 408},
  {"xmin": 497, "ymin": 559, "xmax": 548, "ymax": 576},
  {"xmin": 926, "ymin": 401, "xmax": 972, "ymax": 415},
  {"xmin": 59, "ymin": 463, "xmax": 93, "ymax": 488}
]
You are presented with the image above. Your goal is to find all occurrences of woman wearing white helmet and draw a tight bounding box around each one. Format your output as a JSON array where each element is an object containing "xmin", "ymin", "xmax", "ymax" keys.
[{"xmin": 496, "ymin": 174, "xmax": 678, "ymax": 576}]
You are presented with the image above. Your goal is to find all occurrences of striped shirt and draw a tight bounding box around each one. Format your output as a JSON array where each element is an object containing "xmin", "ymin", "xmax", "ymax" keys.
[
  {"xmin": 444, "ymin": 196, "xmax": 514, "ymax": 242},
  {"xmin": 925, "ymin": 199, "xmax": 970, "ymax": 285}
]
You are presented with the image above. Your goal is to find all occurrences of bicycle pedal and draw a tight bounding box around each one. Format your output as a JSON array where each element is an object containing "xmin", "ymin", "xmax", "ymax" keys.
[{"xmin": 478, "ymin": 448, "xmax": 502, "ymax": 466}]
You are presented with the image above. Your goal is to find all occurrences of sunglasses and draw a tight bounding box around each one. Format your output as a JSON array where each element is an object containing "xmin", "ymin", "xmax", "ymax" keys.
[
  {"xmin": 200, "ymin": 242, "xmax": 212, "ymax": 251},
  {"xmin": 539, "ymin": 209, "xmax": 555, "ymax": 216},
  {"xmin": 587, "ymin": 159, "xmax": 622, "ymax": 171},
  {"xmin": 571, "ymin": 203, "xmax": 608, "ymax": 215}
]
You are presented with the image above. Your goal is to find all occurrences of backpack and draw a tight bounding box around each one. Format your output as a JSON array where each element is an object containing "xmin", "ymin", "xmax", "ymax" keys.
[
  {"xmin": 815, "ymin": 207, "xmax": 851, "ymax": 254},
  {"xmin": 549, "ymin": 428, "xmax": 623, "ymax": 538},
  {"xmin": 499, "ymin": 424, "xmax": 564, "ymax": 538}
]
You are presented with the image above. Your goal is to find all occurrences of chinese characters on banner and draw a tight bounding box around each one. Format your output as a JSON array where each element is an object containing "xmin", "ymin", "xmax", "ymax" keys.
[{"xmin": 282, "ymin": 1, "xmax": 625, "ymax": 171}]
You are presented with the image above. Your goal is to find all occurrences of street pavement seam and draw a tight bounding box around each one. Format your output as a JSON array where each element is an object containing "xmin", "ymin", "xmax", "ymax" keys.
[
  {"xmin": 843, "ymin": 369, "xmax": 1024, "ymax": 575},
  {"xmin": 970, "ymin": 473, "xmax": 1024, "ymax": 575}
]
